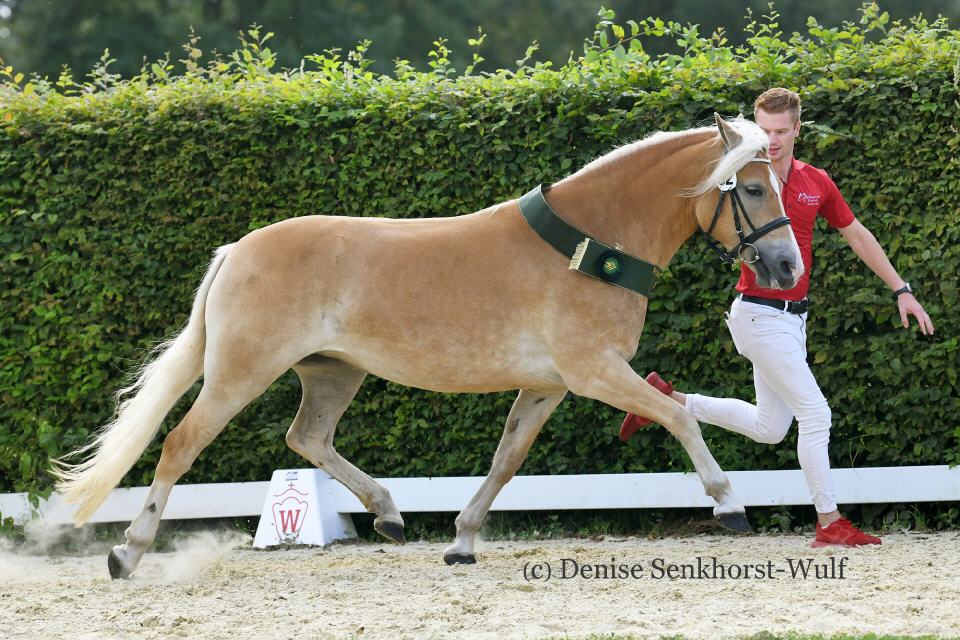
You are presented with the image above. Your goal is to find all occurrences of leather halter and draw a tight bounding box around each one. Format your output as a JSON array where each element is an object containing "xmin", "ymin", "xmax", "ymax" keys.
[{"xmin": 699, "ymin": 158, "xmax": 792, "ymax": 265}]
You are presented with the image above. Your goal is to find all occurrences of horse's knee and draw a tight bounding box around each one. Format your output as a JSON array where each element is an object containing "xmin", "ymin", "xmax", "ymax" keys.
[
  {"xmin": 287, "ymin": 432, "xmax": 334, "ymax": 468},
  {"xmin": 661, "ymin": 405, "xmax": 701, "ymax": 440},
  {"xmin": 285, "ymin": 411, "xmax": 333, "ymax": 460}
]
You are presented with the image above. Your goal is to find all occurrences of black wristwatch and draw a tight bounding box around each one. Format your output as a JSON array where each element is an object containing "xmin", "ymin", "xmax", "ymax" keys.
[{"xmin": 893, "ymin": 283, "xmax": 913, "ymax": 298}]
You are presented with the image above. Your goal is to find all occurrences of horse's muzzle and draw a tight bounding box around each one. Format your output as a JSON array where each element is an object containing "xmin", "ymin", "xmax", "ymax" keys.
[{"xmin": 755, "ymin": 241, "xmax": 803, "ymax": 290}]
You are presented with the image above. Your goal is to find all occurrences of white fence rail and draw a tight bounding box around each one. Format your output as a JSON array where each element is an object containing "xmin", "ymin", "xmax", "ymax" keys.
[{"xmin": 2, "ymin": 465, "xmax": 959, "ymax": 527}]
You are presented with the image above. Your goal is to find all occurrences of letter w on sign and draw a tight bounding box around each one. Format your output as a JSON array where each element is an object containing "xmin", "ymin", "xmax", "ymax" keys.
[{"xmin": 273, "ymin": 496, "xmax": 309, "ymax": 542}]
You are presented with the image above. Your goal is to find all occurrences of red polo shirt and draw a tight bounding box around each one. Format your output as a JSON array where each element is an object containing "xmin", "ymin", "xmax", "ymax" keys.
[{"xmin": 737, "ymin": 157, "xmax": 855, "ymax": 301}]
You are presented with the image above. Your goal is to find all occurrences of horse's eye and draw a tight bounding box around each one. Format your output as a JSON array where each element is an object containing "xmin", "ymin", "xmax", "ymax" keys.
[{"xmin": 745, "ymin": 186, "xmax": 764, "ymax": 197}]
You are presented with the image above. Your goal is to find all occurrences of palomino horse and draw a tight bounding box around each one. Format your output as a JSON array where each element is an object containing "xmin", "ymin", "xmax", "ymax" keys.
[{"xmin": 53, "ymin": 115, "xmax": 802, "ymax": 578}]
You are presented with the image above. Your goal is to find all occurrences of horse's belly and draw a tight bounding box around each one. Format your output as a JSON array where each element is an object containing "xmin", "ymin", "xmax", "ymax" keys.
[
  {"xmin": 326, "ymin": 330, "xmax": 566, "ymax": 393},
  {"xmin": 301, "ymin": 214, "xmax": 571, "ymax": 391}
]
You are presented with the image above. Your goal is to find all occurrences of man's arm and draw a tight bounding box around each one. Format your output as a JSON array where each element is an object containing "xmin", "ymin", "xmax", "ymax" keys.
[{"xmin": 838, "ymin": 219, "xmax": 934, "ymax": 335}]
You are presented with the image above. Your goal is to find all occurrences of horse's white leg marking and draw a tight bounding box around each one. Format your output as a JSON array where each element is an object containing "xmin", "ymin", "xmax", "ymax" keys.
[
  {"xmin": 443, "ymin": 389, "xmax": 566, "ymax": 564},
  {"xmin": 286, "ymin": 356, "xmax": 404, "ymax": 542},
  {"xmin": 565, "ymin": 357, "xmax": 745, "ymax": 521}
]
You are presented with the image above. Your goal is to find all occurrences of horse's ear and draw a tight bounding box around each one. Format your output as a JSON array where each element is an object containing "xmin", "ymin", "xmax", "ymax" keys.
[{"xmin": 714, "ymin": 112, "xmax": 743, "ymax": 150}]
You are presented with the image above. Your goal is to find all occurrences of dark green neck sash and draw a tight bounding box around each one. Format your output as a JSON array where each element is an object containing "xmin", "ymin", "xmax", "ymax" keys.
[{"xmin": 517, "ymin": 184, "xmax": 661, "ymax": 297}]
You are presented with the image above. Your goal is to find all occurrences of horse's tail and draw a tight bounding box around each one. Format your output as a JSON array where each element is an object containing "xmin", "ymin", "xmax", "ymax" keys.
[{"xmin": 51, "ymin": 243, "xmax": 234, "ymax": 526}]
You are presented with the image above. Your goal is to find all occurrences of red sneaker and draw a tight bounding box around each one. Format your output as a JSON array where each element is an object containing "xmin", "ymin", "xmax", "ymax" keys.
[
  {"xmin": 811, "ymin": 518, "xmax": 882, "ymax": 548},
  {"xmin": 619, "ymin": 372, "xmax": 675, "ymax": 442}
]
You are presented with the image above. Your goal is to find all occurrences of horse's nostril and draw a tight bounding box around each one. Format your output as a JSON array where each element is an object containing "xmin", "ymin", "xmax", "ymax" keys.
[{"xmin": 779, "ymin": 260, "xmax": 795, "ymax": 278}]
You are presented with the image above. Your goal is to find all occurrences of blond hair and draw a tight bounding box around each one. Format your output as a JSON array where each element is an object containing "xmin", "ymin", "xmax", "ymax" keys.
[{"xmin": 754, "ymin": 87, "xmax": 801, "ymax": 123}]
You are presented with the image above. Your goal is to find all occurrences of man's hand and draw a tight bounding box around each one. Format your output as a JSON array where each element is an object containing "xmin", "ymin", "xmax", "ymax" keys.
[
  {"xmin": 839, "ymin": 221, "xmax": 935, "ymax": 336},
  {"xmin": 898, "ymin": 293, "xmax": 934, "ymax": 335}
]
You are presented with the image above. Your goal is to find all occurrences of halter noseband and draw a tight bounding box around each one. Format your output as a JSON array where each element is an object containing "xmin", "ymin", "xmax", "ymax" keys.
[{"xmin": 699, "ymin": 157, "xmax": 792, "ymax": 265}]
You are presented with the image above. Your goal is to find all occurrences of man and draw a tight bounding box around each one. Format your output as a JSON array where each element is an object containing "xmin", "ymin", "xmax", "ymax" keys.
[{"xmin": 620, "ymin": 88, "xmax": 934, "ymax": 547}]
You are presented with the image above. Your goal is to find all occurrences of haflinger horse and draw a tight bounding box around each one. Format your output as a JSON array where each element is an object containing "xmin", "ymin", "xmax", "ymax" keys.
[{"xmin": 53, "ymin": 114, "xmax": 802, "ymax": 578}]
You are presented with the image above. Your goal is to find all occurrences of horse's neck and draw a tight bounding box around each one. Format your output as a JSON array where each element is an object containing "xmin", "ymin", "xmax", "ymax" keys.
[{"xmin": 547, "ymin": 139, "xmax": 711, "ymax": 268}]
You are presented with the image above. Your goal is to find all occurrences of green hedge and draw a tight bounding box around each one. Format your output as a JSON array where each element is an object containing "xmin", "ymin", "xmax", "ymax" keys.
[{"xmin": 1, "ymin": 7, "xmax": 958, "ymax": 509}]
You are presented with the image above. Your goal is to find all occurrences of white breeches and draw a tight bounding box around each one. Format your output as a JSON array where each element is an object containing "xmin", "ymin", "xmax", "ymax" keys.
[{"xmin": 685, "ymin": 296, "xmax": 837, "ymax": 514}]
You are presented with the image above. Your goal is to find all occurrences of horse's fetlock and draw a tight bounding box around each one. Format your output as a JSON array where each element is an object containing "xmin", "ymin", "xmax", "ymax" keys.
[
  {"xmin": 454, "ymin": 513, "xmax": 478, "ymax": 534},
  {"xmin": 368, "ymin": 491, "xmax": 399, "ymax": 520},
  {"xmin": 123, "ymin": 528, "xmax": 152, "ymax": 548},
  {"xmin": 703, "ymin": 473, "xmax": 729, "ymax": 496}
]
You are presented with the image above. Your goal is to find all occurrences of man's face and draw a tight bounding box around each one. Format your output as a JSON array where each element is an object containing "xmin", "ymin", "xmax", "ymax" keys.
[{"xmin": 755, "ymin": 108, "xmax": 800, "ymax": 162}]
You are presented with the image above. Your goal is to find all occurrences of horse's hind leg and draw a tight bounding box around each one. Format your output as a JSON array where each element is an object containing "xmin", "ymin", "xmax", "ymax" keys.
[
  {"xmin": 443, "ymin": 389, "xmax": 566, "ymax": 565},
  {"xmin": 286, "ymin": 356, "xmax": 405, "ymax": 543},
  {"xmin": 107, "ymin": 375, "xmax": 273, "ymax": 579}
]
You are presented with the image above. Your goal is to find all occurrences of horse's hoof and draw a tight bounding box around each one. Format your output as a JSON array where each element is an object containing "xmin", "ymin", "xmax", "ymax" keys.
[
  {"xmin": 444, "ymin": 552, "xmax": 477, "ymax": 565},
  {"xmin": 107, "ymin": 549, "xmax": 132, "ymax": 580},
  {"xmin": 374, "ymin": 519, "xmax": 406, "ymax": 545},
  {"xmin": 717, "ymin": 511, "xmax": 753, "ymax": 533}
]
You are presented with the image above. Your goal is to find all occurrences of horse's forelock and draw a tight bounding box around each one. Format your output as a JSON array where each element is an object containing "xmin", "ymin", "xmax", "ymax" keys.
[{"xmin": 687, "ymin": 119, "xmax": 770, "ymax": 197}]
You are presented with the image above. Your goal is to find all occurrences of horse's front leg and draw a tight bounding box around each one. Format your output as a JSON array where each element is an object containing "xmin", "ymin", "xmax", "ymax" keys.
[
  {"xmin": 443, "ymin": 389, "xmax": 566, "ymax": 565},
  {"xmin": 565, "ymin": 355, "xmax": 750, "ymax": 532}
]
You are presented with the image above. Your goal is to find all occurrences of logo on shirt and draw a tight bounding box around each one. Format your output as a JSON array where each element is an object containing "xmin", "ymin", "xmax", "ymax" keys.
[{"xmin": 797, "ymin": 192, "xmax": 821, "ymax": 206}]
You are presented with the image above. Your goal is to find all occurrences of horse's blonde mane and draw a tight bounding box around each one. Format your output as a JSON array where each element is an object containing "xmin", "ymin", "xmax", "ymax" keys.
[
  {"xmin": 572, "ymin": 128, "xmax": 704, "ymax": 178},
  {"xmin": 571, "ymin": 118, "xmax": 769, "ymax": 197}
]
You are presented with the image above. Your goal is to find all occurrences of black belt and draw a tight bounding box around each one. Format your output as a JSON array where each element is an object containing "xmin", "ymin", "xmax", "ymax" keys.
[{"xmin": 739, "ymin": 294, "xmax": 809, "ymax": 314}]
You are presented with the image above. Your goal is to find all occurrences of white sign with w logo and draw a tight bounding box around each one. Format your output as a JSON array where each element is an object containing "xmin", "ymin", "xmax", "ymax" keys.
[
  {"xmin": 272, "ymin": 490, "xmax": 309, "ymax": 542},
  {"xmin": 253, "ymin": 469, "xmax": 358, "ymax": 548}
]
